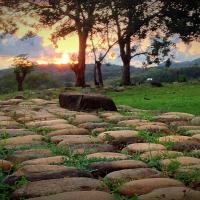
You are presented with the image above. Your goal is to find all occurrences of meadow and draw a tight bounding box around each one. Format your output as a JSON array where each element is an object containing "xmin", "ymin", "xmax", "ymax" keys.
[{"xmin": 106, "ymin": 82, "xmax": 200, "ymax": 115}]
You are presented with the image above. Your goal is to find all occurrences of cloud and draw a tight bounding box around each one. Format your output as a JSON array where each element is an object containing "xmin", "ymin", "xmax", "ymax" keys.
[{"xmin": 176, "ymin": 41, "xmax": 200, "ymax": 57}]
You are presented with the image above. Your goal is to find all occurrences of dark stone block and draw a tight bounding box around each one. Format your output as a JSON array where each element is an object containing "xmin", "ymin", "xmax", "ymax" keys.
[{"xmin": 59, "ymin": 93, "xmax": 117, "ymax": 111}]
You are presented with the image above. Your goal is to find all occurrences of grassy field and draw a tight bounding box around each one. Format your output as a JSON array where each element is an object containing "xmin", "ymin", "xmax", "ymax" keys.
[{"xmin": 106, "ymin": 82, "xmax": 200, "ymax": 115}]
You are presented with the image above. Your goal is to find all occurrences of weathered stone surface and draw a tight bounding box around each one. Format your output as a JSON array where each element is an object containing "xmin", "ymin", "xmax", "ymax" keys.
[
  {"xmin": 78, "ymin": 122, "xmax": 109, "ymax": 130},
  {"xmin": 12, "ymin": 177, "xmax": 106, "ymax": 199},
  {"xmin": 178, "ymin": 126, "xmax": 200, "ymax": 131},
  {"xmin": 108, "ymin": 137, "xmax": 146, "ymax": 150},
  {"xmin": 192, "ymin": 134, "xmax": 200, "ymax": 142},
  {"xmin": 8, "ymin": 149, "xmax": 51, "ymax": 162},
  {"xmin": 72, "ymin": 114, "xmax": 101, "ymax": 124},
  {"xmin": 0, "ymin": 116, "xmax": 12, "ymax": 121},
  {"xmin": 86, "ymin": 152, "xmax": 127, "ymax": 159},
  {"xmin": 0, "ymin": 129, "xmax": 36, "ymax": 137},
  {"xmin": 191, "ymin": 117, "xmax": 200, "ymax": 126},
  {"xmin": 100, "ymin": 112, "xmax": 121, "ymax": 118},
  {"xmin": 59, "ymin": 93, "xmax": 117, "ymax": 111},
  {"xmin": 68, "ymin": 144, "xmax": 115, "ymax": 154},
  {"xmin": 171, "ymin": 141, "xmax": 200, "ymax": 151},
  {"xmin": 89, "ymin": 160, "xmax": 147, "ymax": 177},
  {"xmin": 5, "ymin": 165, "xmax": 92, "ymax": 184},
  {"xmin": 104, "ymin": 115, "xmax": 132, "ymax": 123},
  {"xmin": 57, "ymin": 135, "xmax": 101, "ymax": 146},
  {"xmin": 124, "ymin": 143, "xmax": 166, "ymax": 154},
  {"xmin": 160, "ymin": 156, "xmax": 200, "ymax": 167},
  {"xmin": 136, "ymin": 124, "xmax": 169, "ymax": 133},
  {"xmin": 138, "ymin": 187, "xmax": 200, "ymax": 200},
  {"xmin": 0, "ymin": 135, "xmax": 43, "ymax": 146},
  {"xmin": 26, "ymin": 119, "xmax": 68, "ymax": 127},
  {"xmin": 48, "ymin": 128, "xmax": 89, "ymax": 136},
  {"xmin": 98, "ymin": 130, "xmax": 138, "ymax": 141},
  {"xmin": 0, "ymin": 121, "xmax": 19, "ymax": 128},
  {"xmin": 118, "ymin": 178, "xmax": 184, "ymax": 196},
  {"xmin": 105, "ymin": 168, "xmax": 161, "ymax": 182},
  {"xmin": 159, "ymin": 135, "xmax": 191, "ymax": 142},
  {"xmin": 27, "ymin": 191, "xmax": 115, "ymax": 200},
  {"xmin": 140, "ymin": 150, "xmax": 183, "ymax": 160},
  {"xmin": 0, "ymin": 159, "xmax": 12, "ymax": 170},
  {"xmin": 41, "ymin": 124, "xmax": 76, "ymax": 130},
  {"xmin": 170, "ymin": 120, "xmax": 189, "ymax": 127},
  {"xmin": 22, "ymin": 156, "xmax": 65, "ymax": 165},
  {"xmin": 118, "ymin": 119, "xmax": 149, "ymax": 127},
  {"xmin": 0, "ymin": 99, "xmax": 23, "ymax": 105},
  {"xmin": 155, "ymin": 112, "xmax": 194, "ymax": 122}
]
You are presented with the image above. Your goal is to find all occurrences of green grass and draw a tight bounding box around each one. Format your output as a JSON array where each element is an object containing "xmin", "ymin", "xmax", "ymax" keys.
[{"xmin": 106, "ymin": 82, "xmax": 200, "ymax": 115}]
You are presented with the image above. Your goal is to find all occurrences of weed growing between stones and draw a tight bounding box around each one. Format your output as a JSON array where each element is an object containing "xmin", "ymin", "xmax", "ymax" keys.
[
  {"xmin": 138, "ymin": 130, "xmax": 164, "ymax": 143},
  {"xmin": 103, "ymin": 178, "xmax": 138, "ymax": 200},
  {"xmin": 176, "ymin": 169, "xmax": 200, "ymax": 187},
  {"xmin": 162, "ymin": 160, "xmax": 181, "ymax": 177}
]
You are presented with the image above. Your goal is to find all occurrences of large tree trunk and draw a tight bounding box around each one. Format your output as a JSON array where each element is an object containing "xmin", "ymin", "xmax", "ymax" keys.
[
  {"xmin": 16, "ymin": 75, "xmax": 24, "ymax": 91},
  {"xmin": 119, "ymin": 39, "xmax": 131, "ymax": 86},
  {"xmin": 96, "ymin": 61, "xmax": 103, "ymax": 87},
  {"xmin": 76, "ymin": 34, "xmax": 87, "ymax": 87},
  {"xmin": 122, "ymin": 61, "xmax": 131, "ymax": 85},
  {"xmin": 94, "ymin": 64, "xmax": 99, "ymax": 86}
]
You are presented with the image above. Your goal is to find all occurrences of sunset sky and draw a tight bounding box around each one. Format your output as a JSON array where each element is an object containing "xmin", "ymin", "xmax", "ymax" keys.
[{"xmin": 0, "ymin": 27, "xmax": 200, "ymax": 69}]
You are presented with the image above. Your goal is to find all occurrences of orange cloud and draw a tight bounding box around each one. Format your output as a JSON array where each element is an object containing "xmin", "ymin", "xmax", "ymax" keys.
[{"xmin": 176, "ymin": 41, "xmax": 200, "ymax": 56}]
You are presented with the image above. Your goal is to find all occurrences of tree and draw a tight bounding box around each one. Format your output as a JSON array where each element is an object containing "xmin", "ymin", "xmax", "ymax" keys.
[
  {"xmin": 39, "ymin": 0, "xmax": 106, "ymax": 87},
  {"xmin": 0, "ymin": 0, "xmax": 106, "ymax": 87},
  {"xmin": 107, "ymin": 0, "xmax": 161, "ymax": 85},
  {"xmin": 12, "ymin": 55, "xmax": 34, "ymax": 91},
  {"xmin": 90, "ymin": 20, "xmax": 118, "ymax": 87}
]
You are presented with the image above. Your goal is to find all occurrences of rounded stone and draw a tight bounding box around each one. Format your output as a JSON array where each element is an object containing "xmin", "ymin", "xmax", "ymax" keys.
[
  {"xmin": 138, "ymin": 187, "xmax": 200, "ymax": 200},
  {"xmin": 160, "ymin": 156, "xmax": 200, "ymax": 167},
  {"xmin": 26, "ymin": 119, "xmax": 68, "ymax": 127},
  {"xmin": 118, "ymin": 178, "xmax": 184, "ymax": 196},
  {"xmin": 105, "ymin": 168, "xmax": 161, "ymax": 182},
  {"xmin": 7, "ymin": 149, "xmax": 51, "ymax": 162},
  {"xmin": 192, "ymin": 134, "xmax": 200, "ymax": 142},
  {"xmin": 12, "ymin": 177, "xmax": 106, "ymax": 199},
  {"xmin": 22, "ymin": 156, "xmax": 65, "ymax": 165},
  {"xmin": 140, "ymin": 150, "xmax": 183, "ymax": 160},
  {"xmin": 136, "ymin": 124, "xmax": 169, "ymax": 133},
  {"xmin": 57, "ymin": 135, "xmax": 101, "ymax": 146},
  {"xmin": 118, "ymin": 119, "xmax": 149, "ymax": 127},
  {"xmin": 89, "ymin": 160, "xmax": 147, "ymax": 177},
  {"xmin": 48, "ymin": 128, "xmax": 89, "ymax": 136},
  {"xmin": 98, "ymin": 130, "xmax": 138, "ymax": 141},
  {"xmin": 27, "ymin": 191, "xmax": 115, "ymax": 200},
  {"xmin": 86, "ymin": 152, "xmax": 128, "ymax": 159},
  {"xmin": 124, "ymin": 143, "xmax": 166, "ymax": 154},
  {"xmin": 159, "ymin": 135, "xmax": 191, "ymax": 142},
  {"xmin": 0, "ymin": 159, "xmax": 12, "ymax": 170},
  {"xmin": 191, "ymin": 117, "xmax": 200, "ymax": 126},
  {"xmin": 73, "ymin": 114, "xmax": 101, "ymax": 124},
  {"xmin": 5, "ymin": 165, "xmax": 92, "ymax": 184},
  {"xmin": 0, "ymin": 135, "xmax": 43, "ymax": 146}
]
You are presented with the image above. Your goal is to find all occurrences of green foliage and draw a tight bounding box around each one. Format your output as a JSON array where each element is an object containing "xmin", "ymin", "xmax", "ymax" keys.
[
  {"xmin": 0, "ymin": 170, "xmax": 28, "ymax": 200},
  {"xmin": 103, "ymin": 178, "xmax": 138, "ymax": 200},
  {"xmin": 138, "ymin": 131, "xmax": 164, "ymax": 143},
  {"xmin": 162, "ymin": 160, "xmax": 181, "ymax": 176},
  {"xmin": 176, "ymin": 169, "xmax": 200, "ymax": 186}
]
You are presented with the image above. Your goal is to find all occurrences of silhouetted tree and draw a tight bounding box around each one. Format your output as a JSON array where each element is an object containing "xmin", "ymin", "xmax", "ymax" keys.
[{"xmin": 12, "ymin": 55, "xmax": 34, "ymax": 91}]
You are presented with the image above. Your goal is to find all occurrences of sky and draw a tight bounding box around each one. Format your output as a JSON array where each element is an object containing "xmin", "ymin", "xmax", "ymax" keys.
[{"xmin": 0, "ymin": 29, "xmax": 200, "ymax": 69}]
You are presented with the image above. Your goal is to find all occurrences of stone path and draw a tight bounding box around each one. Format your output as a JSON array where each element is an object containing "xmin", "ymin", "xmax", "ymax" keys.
[{"xmin": 0, "ymin": 98, "xmax": 200, "ymax": 199}]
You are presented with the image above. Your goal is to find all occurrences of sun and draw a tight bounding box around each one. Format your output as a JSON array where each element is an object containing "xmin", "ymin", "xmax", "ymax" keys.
[{"xmin": 56, "ymin": 53, "xmax": 70, "ymax": 64}]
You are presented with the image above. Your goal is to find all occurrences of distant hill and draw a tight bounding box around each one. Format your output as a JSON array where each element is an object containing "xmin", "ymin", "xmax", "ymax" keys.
[
  {"xmin": 159, "ymin": 58, "xmax": 200, "ymax": 68},
  {"xmin": 0, "ymin": 58, "xmax": 200, "ymax": 82}
]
